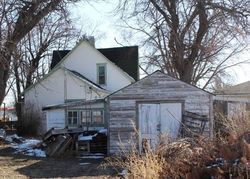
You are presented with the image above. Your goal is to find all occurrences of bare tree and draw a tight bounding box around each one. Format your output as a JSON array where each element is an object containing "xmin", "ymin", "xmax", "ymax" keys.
[
  {"xmin": 116, "ymin": 0, "xmax": 250, "ymax": 89},
  {"xmin": 12, "ymin": 12, "xmax": 80, "ymax": 100},
  {"xmin": 0, "ymin": 0, "xmax": 80, "ymax": 106}
]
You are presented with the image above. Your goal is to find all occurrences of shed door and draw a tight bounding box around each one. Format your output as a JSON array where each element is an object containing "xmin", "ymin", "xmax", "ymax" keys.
[
  {"xmin": 139, "ymin": 103, "xmax": 182, "ymax": 150},
  {"xmin": 139, "ymin": 104, "xmax": 160, "ymax": 149},
  {"xmin": 160, "ymin": 103, "xmax": 182, "ymax": 138}
]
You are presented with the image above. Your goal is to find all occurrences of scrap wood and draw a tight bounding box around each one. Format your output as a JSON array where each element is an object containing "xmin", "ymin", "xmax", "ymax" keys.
[{"xmin": 45, "ymin": 134, "xmax": 72, "ymax": 157}]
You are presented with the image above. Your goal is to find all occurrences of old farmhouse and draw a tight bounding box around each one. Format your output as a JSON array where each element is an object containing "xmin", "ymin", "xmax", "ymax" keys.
[
  {"xmin": 24, "ymin": 40, "xmax": 138, "ymax": 133},
  {"xmin": 24, "ymin": 40, "xmax": 214, "ymax": 154}
]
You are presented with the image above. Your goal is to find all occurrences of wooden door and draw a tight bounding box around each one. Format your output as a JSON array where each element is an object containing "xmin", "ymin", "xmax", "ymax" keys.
[
  {"xmin": 139, "ymin": 104, "xmax": 160, "ymax": 150},
  {"xmin": 160, "ymin": 103, "xmax": 182, "ymax": 138},
  {"xmin": 139, "ymin": 102, "xmax": 182, "ymax": 151}
]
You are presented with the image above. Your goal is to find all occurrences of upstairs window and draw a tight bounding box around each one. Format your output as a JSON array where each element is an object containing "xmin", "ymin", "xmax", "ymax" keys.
[{"xmin": 97, "ymin": 64, "xmax": 106, "ymax": 85}]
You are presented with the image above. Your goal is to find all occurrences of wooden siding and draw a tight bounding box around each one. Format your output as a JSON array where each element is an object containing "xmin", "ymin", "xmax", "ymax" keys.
[{"xmin": 108, "ymin": 71, "xmax": 213, "ymax": 154}]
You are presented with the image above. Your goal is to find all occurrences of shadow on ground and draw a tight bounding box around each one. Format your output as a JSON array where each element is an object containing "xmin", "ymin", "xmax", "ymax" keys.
[{"xmin": 0, "ymin": 145, "xmax": 117, "ymax": 178}]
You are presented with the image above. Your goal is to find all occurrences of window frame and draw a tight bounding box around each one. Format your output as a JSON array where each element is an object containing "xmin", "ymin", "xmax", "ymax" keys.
[
  {"xmin": 80, "ymin": 110, "xmax": 91, "ymax": 125},
  {"xmin": 67, "ymin": 110, "xmax": 78, "ymax": 126},
  {"xmin": 97, "ymin": 63, "xmax": 107, "ymax": 85},
  {"xmin": 91, "ymin": 109, "xmax": 104, "ymax": 124}
]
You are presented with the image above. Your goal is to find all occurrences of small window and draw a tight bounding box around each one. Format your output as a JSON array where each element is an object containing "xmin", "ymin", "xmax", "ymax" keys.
[
  {"xmin": 68, "ymin": 111, "xmax": 78, "ymax": 125},
  {"xmin": 92, "ymin": 110, "xmax": 104, "ymax": 124},
  {"xmin": 81, "ymin": 110, "xmax": 91, "ymax": 124},
  {"xmin": 97, "ymin": 64, "xmax": 106, "ymax": 85}
]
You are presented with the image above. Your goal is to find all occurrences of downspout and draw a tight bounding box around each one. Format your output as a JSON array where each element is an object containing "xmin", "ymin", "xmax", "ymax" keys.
[
  {"xmin": 64, "ymin": 68, "xmax": 67, "ymax": 102},
  {"xmin": 209, "ymin": 94, "xmax": 214, "ymax": 138},
  {"xmin": 64, "ymin": 68, "xmax": 68, "ymax": 127}
]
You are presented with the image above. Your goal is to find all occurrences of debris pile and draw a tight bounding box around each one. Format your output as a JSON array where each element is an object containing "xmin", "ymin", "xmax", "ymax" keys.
[
  {"xmin": 41, "ymin": 128, "xmax": 107, "ymax": 157},
  {"xmin": 1, "ymin": 127, "xmax": 107, "ymax": 158}
]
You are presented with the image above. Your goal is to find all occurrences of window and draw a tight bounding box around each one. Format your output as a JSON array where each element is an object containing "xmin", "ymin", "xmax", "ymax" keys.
[
  {"xmin": 79, "ymin": 109, "xmax": 104, "ymax": 125},
  {"xmin": 67, "ymin": 111, "xmax": 78, "ymax": 126},
  {"xmin": 81, "ymin": 110, "xmax": 91, "ymax": 124},
  {"xmin": 97, "ymin": 64, "xmax": 106, "ymax": 85},
  {"xmin": 92, "ymin": 110, "xmax": 104, "ymax": 124}
]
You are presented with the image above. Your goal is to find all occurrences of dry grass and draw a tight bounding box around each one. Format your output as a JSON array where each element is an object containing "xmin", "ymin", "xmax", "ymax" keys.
[
  {"xmin": 219, "ymin": 111, "xmax": 250, "ymax": 138},
  {"xmin": 105, "ymin": 110, "xmax": 250, "ymax": 178},
  {"xmin": 104, "ymin": 146, "xmax": 165, "ymax": 179}
]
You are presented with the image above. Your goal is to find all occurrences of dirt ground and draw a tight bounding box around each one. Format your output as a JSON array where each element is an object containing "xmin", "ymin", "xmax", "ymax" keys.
[{"xmin": 0, "ymin": 143, "xmax": 119, "ymax": 179}]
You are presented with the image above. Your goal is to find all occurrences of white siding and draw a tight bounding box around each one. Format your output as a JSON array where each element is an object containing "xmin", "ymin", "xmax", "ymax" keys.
[
  {"xmin": 46, "ymin": 109, "xmax": 65, "ymax": 130},
  {"xmin": 25, "ymin": 69, "xmax": 64, "ymax": 110},
  {"xmin": 61, "ymin": 42, "xmax": 133, "ymax": 92},
  {"xmin": 24, "ymin": 68, "xmax": 108, "ymax": 134}
]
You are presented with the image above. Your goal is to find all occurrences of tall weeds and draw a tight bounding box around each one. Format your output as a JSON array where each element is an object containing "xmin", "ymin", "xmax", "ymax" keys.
[{"xmin": 105, "ymin": 110, "xmax": 250, "ymax": 178}]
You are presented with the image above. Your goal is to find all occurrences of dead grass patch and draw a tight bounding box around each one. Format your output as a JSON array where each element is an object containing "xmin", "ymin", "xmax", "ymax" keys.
[{"xmin": 105, "ymin": 111, "xmax": 250, "ymax": 178}]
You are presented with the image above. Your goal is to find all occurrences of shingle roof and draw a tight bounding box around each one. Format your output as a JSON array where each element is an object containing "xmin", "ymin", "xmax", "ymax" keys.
[
  {"xmin": 51, "ymin": 50, "xmax": 70, "ymax": 70},
  {"xmin": 50, "ymin": 46, "xmax": 139, "ymax": 81},
  {"xmin": 98, "ymin": 46, "xmax": 139, "ymax": 81}
]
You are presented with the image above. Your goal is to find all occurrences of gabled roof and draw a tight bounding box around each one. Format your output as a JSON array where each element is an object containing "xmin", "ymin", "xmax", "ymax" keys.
[
  {"xmin": 51, "ymin": 46, "xmax": 139, "ymax": 81},
  {"xmin": 98, "ymin": 46, "xmax": 139, "ymax": 81},
  {"xmin": 25, "ymin": 41, "xmax": 136, "ymax": 93},
  {"xmin": 51, "ymin": 50, "xmax": 70, "ymax": 69},
  {"xmin": 107, "ymin": 70, "xmax": 214, "ymax": 98}
]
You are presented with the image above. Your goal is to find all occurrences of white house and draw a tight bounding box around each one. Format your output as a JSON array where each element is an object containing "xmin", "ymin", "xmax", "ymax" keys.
[{"xmin": 24, "ymin": 40, "xmax": 138, "ymax": 133}]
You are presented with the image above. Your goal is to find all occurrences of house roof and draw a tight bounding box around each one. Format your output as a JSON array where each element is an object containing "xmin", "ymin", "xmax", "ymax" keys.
[
  {"xmin": 51, "ymin": 50, "xmax": 70, "ymax": 70},
  {"xmin": 98, "ymin": 46, "xmax": 139, "ymax": 81},
  {"xmin": 51, "ymin": 46, "xmax": 139, "ymax": 81},
  {"xmin": 25, "ymin": 41, "xmax": 136, "ymax": 94},
  {"xmin": 222, "ymin": 81, "xmax": 250, "ymax": 95}
]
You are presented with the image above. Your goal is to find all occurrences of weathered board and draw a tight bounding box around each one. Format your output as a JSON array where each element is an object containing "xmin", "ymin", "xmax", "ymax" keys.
[{"xmin": 107, "ymin": 71, "xmax": 214, "ymax": 154}]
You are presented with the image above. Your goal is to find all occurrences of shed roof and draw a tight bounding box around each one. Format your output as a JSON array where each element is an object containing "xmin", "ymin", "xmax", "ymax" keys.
[{"xmin": 107, "ymin": 70, "xmax": 214, "ymax": 98}]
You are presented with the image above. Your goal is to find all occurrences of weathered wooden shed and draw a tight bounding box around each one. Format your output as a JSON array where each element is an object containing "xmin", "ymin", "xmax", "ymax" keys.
[{"xmin": 107, "ymin": 71, "xmax": 214, "ymax": 154}]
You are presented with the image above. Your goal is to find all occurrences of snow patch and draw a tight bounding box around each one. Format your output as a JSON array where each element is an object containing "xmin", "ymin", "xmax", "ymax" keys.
[
  {"xmin": 79, "ymin": 155, "xmax": 104, "ymax": 159},
  {"xmin": 0, "ymin": 128, "xmax": 6, "ymax": 139},
  {"xmin": 79, "ymin": 163, "xmax": 91, "ymax": 165},
  {"xmin": 98, "ymin": 129, "xmax": 107, "ymax": 134},
  {"xmin": 6, "ymin": 134, "xmax": 46, "ymax": 157},
  {"xmin": 78, "ymin": 133, "xmax": 97, "ymax": 141}
]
